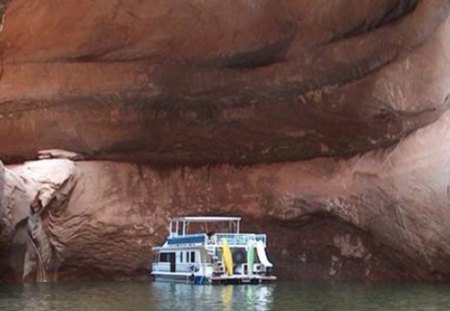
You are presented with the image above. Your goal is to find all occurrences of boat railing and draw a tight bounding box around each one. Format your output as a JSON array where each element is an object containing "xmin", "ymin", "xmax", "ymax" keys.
[
  {"xmin": 167, "ymin": 234, "xmax": 208, "ymax": 245},
  {"xmin": 212, "ymin": 233, "xmax": 267, "ymax": 245},
  {"xmin": 164, "ymin": 233, "xmax": 267, "ymax": 247}
]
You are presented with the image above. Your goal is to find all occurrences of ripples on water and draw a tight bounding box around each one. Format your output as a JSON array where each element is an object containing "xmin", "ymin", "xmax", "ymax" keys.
[{"xmin": 1, "ymin": 281, "xmax": 450, "ymax": 311}]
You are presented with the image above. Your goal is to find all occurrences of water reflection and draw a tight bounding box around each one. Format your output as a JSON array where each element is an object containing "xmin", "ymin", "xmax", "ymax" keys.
[
  {"xmin": 222, "ymin": 285, "xmax": 233, "ymax": 311},
  {"xmin": 2, "ymin": 281, "xmax": 450, "ymax": 311},
  {"xmin": 151, "ymin": 282, "xmax": 274, "ymax": 311},
  {"xmin": 244, "ymin": 285, "xmax": 274, "ymax": 311}
]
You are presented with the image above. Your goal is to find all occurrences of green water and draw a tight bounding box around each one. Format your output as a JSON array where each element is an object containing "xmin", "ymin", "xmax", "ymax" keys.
[{"xmin": 1, "ymin": 281, "xmax": 450, "ymax": 311}]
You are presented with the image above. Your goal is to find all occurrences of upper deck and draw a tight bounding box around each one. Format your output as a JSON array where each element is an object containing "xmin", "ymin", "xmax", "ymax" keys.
[
  {"xmin": 153, "ymin": 216, "xmax": 267, "ymax": 250},
  {"xmin": 168, "ymin": 216, "xmax": 241, "ymax": 237},
  {"xmin": 160, "ymin": 233, "xmax": 267, "ymax": 248}
]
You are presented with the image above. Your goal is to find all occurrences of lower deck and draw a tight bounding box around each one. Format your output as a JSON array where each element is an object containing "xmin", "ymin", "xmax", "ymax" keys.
[{"xmin": 152, "ymin": 271, "xmax": 276, "ymax": 285}]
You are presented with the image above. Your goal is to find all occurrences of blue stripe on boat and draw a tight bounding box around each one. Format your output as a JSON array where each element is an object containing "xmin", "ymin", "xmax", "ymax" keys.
[{"xmin": 167, "ymin": 235, "xmax": 206, "ymax": 245}]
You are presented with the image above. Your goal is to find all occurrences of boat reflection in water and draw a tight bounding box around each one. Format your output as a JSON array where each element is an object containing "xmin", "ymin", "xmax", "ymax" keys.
[
  {"xmin": 7, "ymin": 281, "xmax": 450, "ymax": 311},
  {"xmin": 151, "ymin": 282, "xmax": 275, "ymax": 311}
]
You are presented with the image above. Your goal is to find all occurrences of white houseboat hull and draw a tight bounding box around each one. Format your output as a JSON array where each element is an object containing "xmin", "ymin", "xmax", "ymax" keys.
[{"xmin": 151, "ymin": 216, "xmax": 277, "ymax": 285}]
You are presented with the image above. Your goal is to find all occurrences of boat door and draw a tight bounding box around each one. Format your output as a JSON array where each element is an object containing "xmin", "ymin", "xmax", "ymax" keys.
[{"xmin": 169, "ymin": 253, "xmax": 176, "ymax": 272}]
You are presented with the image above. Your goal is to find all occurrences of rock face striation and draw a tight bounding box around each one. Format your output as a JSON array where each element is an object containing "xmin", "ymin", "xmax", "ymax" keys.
[
  {"xmin": 0, "ymin": 160, "xmax": 76, "ymax": 281},
  {"xmin": 0, "ymin": 0, "xmax": 450, "ymax": 164},
  {"xmin": 1, "ymin": 0, "xmax": 450, "ymax": 282},
  {"xmin": 3, "ymin": 111, "xmax": 450, "ymax": 282}
]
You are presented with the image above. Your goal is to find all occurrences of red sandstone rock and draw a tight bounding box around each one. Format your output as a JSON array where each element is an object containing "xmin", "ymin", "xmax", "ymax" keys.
[
  {"xmin": 3, "ymin": 110, "xmax": 450, "ymax": 282},
  {"xmin": 0, "ymin": 162, "xmax": 6, "ymax": 246},
  {"xmin": 1, "ymin": 0, "xmax": 450, "ymax": 283},
  {"xmin": 0, "ymin": 0, "xmax": 449, "ymax": 164}
]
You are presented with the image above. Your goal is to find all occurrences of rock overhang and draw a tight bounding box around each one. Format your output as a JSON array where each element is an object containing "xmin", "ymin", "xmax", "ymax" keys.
[{"xmin": 0, "ymin": 0, "xmax": 449, "ymax": 165}]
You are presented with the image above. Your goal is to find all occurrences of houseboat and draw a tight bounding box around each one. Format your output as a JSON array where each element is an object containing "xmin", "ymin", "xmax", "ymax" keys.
[{"xmin": 151, "ymin": 216, "xmax": 276, "ymax": 284}]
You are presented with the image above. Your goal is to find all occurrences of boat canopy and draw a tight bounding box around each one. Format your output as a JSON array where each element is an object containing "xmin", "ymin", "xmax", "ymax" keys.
[
  {"xmin": 169, "ymin": 216, "xmax": 241, "ymax": 236},
  {"xmin": 171, "ymin": 216, "xmax": 241, "ymax": 222}
]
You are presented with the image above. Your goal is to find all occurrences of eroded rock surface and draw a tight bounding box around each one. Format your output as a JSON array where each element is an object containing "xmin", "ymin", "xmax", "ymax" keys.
[
  {"xmin": 0, "ymin": 160, "xmax": 76, "ymax": 281},
  {"xmin": 1, "ymin": 0, "xmax": 450, "ymax": 283},
  {"xmin": 0, "ymin": 0, "xmax": 449, "ymax": 164},
  {"xmin": 0, "ymin": 160, "xmax": 29, "ymax": 281},
  {"xmin": 0, "ymin": 161, "xmax": 7, "ymax": 247},
  {"xmin": 2, "ymin": 110, "xmax": 450, "ymax": 282}
]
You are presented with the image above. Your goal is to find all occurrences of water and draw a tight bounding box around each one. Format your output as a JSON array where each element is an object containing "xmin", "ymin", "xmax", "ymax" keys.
[{"xmin": 1, "ymin": 281, "xmax": 450, "ymax": 311}]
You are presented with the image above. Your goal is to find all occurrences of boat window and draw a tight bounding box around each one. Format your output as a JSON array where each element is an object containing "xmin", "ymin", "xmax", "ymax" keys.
[
  {"xmin": 159, "ymin": 252, "xmax": 177, "ymax": 263},
  {"xmin": 191, "ymin": 251, "xmax": 195, "ymax": 263},
  {"xmin": 160, "ymin": 253, "xmax": 169, "ymax": 262},
  {"xmin": 180, "ymin": 252, "xmax": 183, "ymax": 263}
]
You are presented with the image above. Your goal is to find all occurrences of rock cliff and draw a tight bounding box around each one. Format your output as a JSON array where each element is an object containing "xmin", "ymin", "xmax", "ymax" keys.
[
  {"xmin": 0, "ymin": 0, "xmax": 449, "ymax": 164},
  {"xmin": 3, "ymin": 110, "xmax": 450, "ymax": 282},
  {"xmin": 1, "ymin": 0, "xmax": 450, "ymax": 282}
]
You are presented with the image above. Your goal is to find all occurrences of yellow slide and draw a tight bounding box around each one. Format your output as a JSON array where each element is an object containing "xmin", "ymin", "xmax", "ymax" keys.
[{"xmin": 222, "ymin": 240, "xmax": 234, "ymax": 276}]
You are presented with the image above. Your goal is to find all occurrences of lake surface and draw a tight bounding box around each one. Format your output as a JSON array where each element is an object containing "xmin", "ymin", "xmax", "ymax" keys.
[{"xmin": 1, "ymin": 281, "xmax": 450, "ymax": 311}]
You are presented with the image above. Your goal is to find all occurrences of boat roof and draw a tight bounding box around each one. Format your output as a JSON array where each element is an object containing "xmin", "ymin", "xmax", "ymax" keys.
[{"xmin": 171, "ymin": 216, "xmax": 241, "ymax": 223}]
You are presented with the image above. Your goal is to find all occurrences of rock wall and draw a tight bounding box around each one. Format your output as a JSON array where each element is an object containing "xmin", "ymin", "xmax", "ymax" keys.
[
  {"xmin": 0, "ymin": 160, "xmax": 28, "ymax": 281},
  {"xmin": 0, "ymin": 160, "xmax": 76, "ymax": 281},
  {"xmin": 0, "ymin": 0, "xmax": 449, "ymax": 164},
  {"xmin": 0, "ymin": 162, "xmax": 6, "ymax": 247},
  {"xmin": 2, "ymin": 110, "xmax": 450, "ymax": 282},
  {"xmin": 1, "ymin": 0, "xmax": 450, "ymax": 282}
]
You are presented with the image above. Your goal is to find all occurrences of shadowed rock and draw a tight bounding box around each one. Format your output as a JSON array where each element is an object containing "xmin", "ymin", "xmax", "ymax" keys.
[{"xmin": 0, "ymin": 0, "xmax": 449, "ymax": 164}]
